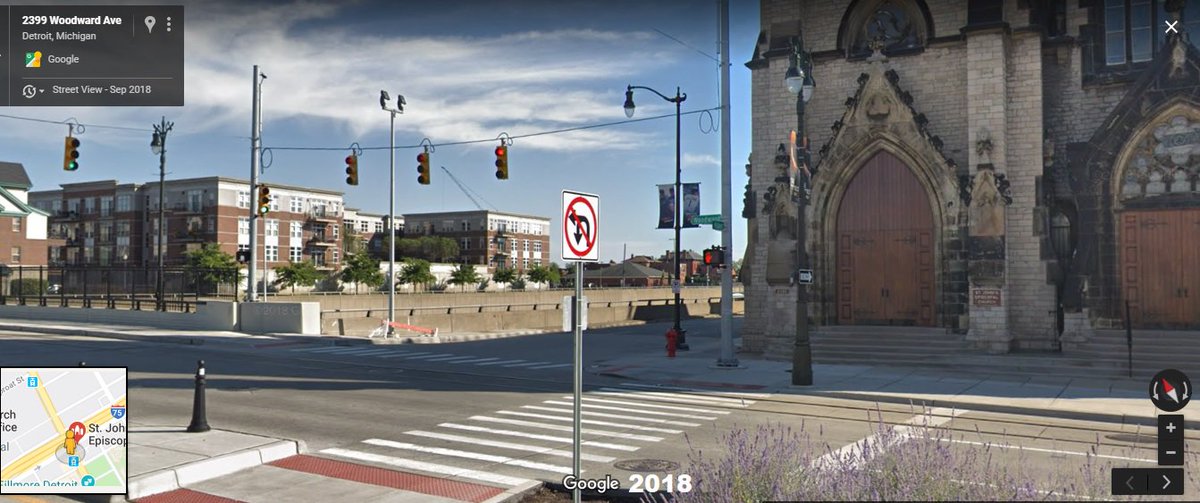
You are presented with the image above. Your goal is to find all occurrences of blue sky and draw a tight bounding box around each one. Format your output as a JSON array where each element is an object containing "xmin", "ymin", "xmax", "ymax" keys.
[{"xmin": 0, "ymin": 0, "xmax": 760, "ymax": 264}]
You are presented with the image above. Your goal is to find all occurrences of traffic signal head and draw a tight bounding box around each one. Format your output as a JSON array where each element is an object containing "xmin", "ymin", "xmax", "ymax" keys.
[
  {"xmin": 345, "ymin": 154, "xmax": 359, "ymax": 186},
  {"xmin": 63, "ymin": 136, "xmax": 80, "ymax": 171},
  {"xmin": 703, "ymin": 246, "xmax": 725, "ymax": 267},
  {"xmin": 494, "ymin": 144, "xmax": 508, "ymax": 180},
  {"xmin": 417, "ymin": 150, "xmax": 430, "ymax": 185},
  {"xmin": 257, "ymin": 185, "xmax": 271, "ymax": 215}
]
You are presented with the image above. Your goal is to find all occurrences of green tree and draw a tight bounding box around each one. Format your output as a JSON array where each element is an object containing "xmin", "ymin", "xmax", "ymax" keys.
[
  {"xmin": 342, "ymin": 232, "xmax": 365, "ymax": 257},
  {"xmin": 398, "ymin": 258, "xmax": 436, "ymax": 291},
  {"xmin": 182, "ymin": 243, "xmax": 241, "ymax": 293},
  {"xmin": 527, "ymin": 264, "xmax": 559, "ymax": 286},
  {"xmin": 275, "ymin": 260, "xmax": 323, "ymax": 294},
  {"xmin": 448, "ymin": 263, "xmax": 481, "ymax": 292},
  {"xmin": 491, "ymin": 266, "xmax": 517, "ymax": 291},
  {"xmin": 340, "ymin": 253, "xmax": 384, "ymax": 294},
  {"xmin": 395, "ymin": 236, "xmax": 460, "ymax": 262}
]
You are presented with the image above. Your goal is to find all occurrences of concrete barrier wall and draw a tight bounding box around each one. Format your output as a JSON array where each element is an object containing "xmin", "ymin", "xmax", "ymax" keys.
[
  {"xmin": 271, "ymin": 287, "xmax": 732, "ymax": 312},
  {"xmin": 0, "ymin": 301, "xmax": 237, "ymax": 331},
  {"xmin": 324, "ymin": 298, "xmax": 744, "ymax": 336},
  {"xmin": 239, "ymin": 302, "xmax": 321, "ymax": 335}
]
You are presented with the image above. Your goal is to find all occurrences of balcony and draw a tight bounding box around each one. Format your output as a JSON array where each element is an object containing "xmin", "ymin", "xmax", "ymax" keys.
[
  {"xmin": 172, "ymin": 203, "xmax": 205, "ymax": 214},
  {"xmin": 54, "ymin": 210, "xmax": 80, "ymax": 221},
  {"xmin": 307, "ymin": 236, "xmax": 336, "ymax": 247},
  {"xmin": 307, "ymin": 210, "xmax": 339, "ymax": 223}
]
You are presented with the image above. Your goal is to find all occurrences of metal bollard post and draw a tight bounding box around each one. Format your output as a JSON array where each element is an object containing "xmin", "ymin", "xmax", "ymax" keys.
[
  {"xmin": 186, "ymin": 360, "xmax": 212, "ymax": 432},
  {"xmin": 78, "ymin": 361, "xmax": 86, "ymax": 367}
]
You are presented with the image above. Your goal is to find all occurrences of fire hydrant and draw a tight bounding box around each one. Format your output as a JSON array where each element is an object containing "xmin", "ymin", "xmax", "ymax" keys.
[{"xmin": 665, "ymin": 329, "xmax": 678, "ymax": 358}]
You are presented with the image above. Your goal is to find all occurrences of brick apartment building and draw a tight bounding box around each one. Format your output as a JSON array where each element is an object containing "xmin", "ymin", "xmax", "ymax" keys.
[
  {"xmin": 30, "ymin": 177, "xmax": 345, "ymax": 270},
  {"xmin": 743, "ymin": 0, "xmax": 1200, "ymax": 357},
  {"xmin": 343, "ymin": 207, "xmax": 403, "ymax": 257},
  {"xmin": 401, "ymin": 210, "xmax": 550, "ymax": 272},
  {"xmin": 0, "ymin": 162, "xmax": 59, "ymax": 271}
]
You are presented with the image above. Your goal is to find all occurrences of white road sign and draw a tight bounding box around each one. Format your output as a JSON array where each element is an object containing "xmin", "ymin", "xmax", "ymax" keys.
[{"xmin": 561, "ymin": 190, "xmax": 599, "ymax": 262}]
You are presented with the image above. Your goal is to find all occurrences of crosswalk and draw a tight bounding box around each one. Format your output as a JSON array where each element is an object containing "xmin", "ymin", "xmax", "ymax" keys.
[
  {"xmin": 314, "ymin": 383, "xmax": 765, "ymax": 490},
  {"xmin": 287, "ymin": 345, "xmax": 574, "ymax": 370}
]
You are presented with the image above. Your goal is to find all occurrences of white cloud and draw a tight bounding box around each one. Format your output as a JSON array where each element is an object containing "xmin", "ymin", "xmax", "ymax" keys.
[{"xmin": 683, "ymin": 153, "xmax": 720, "ymax": 167}]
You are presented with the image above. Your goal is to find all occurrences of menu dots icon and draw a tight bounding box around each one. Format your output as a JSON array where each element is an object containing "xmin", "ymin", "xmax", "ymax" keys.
[{"xmin": 167, "ymin": 17, "xmax": 172, "ymax": 33}]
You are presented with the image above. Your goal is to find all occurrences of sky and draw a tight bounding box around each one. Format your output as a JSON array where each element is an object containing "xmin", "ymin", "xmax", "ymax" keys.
[{"xmin": 0, "ymin": 0, "xmax": 761, "ymax": 264}]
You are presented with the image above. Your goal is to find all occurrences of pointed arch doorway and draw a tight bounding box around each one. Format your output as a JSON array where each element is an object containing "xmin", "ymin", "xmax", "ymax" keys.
[{"xmin": 836, "ymin": 150, "xmax": 936, "ymax": 326}]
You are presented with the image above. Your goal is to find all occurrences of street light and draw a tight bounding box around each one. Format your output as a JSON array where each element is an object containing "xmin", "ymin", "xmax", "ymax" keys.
[
  {"xmin": 625, "ymin": 84, "xmax": 689, "ymax": 350},
  {"xmin": 380, "ymin": 89, "xmax": 405, "ymax": 336},
  {"xmin": 151, "ymin": 117, "xmax": 174, "ymax": 312},
  {"xmin": 786, "ymin": 35, "xmax": 815, "ymax": 386}
]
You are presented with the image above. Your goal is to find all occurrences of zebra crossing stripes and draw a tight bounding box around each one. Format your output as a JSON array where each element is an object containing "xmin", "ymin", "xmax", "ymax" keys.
[
  {"xmin": 317, "ymin": 385, "xmax": 769, "ymax": 489},
  {"xmin": 318, "ymin": 447, "xmax": 530, "ymax": 487},
  {"xmin": 401, "ymin": 431, "xmax": 616, "ymax": 462},
  {"xmin": 436, "ymin": 423, "xmax": 639, "ymax": 451},
  {"xmin": 527, "ymin": 363, "xmax": 572, "ymax": 370},
  {"xmin": 500, "ymin": 361, "xmax": 551, "ymax": 368},
  {"xmin": 473, "ymin": 359, "xmax": 527, "ymax": 366},
  {"xmin": 360, "ymin": 439, "xmax": 574, "ymax": 474}
]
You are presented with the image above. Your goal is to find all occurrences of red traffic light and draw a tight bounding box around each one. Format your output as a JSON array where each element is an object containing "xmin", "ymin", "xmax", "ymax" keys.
[
  {"xmin": 417, "ymin": 153, "xmax": 427, "ymax": 163},
  {"xmin": 703, "ymin": 249, "xmax": 714, "ymax": 265},
  {"xmin": 495, "ymin": 146, "xmax": 506, "ymax": 157},
  {"xmin": 345, "ymin": 155, "xmax": 355, "ymax": 164}
]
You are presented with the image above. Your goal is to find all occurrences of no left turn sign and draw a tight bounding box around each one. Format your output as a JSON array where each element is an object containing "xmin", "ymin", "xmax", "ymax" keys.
[{"xmin": 562, "ymin": 190, "xmax": 599, "ymax": 262}]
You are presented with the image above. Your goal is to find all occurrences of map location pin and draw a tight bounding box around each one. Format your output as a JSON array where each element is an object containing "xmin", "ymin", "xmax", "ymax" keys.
[{"xmin": 144, "ymin": 16, "xmax": 156, "ymax": 34}]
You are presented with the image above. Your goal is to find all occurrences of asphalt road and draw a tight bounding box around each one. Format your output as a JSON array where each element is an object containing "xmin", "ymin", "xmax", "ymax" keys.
[{"xmin": 1, "ymin": 321, "xmax": 1196, "ymax": 501}]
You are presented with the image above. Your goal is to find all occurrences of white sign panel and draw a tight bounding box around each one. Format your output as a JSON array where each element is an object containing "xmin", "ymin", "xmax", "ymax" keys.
[
  {"xmin": 562, "ymin": 296, "xmax": 589, "ymax": 331},
  {"xmin": 561, "ymin": 190, "xmax": 599, "ymax": 262}
]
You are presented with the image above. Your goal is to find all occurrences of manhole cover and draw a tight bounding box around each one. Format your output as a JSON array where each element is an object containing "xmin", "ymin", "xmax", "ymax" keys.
[
  {"xmin": 1106, "ymin": 433, "xmax": 1157, "ymax": 444},
  {"xmin": 613, "ymin": 459, "xmax": 680, "ymax": 472}
]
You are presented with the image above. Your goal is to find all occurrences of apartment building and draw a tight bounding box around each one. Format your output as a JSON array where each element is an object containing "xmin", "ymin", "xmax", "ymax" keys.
[
  {"xmin": 401, "ymin": 210, "xmax": 550, "ymax": 272},
  {"xmin": 342, "ymin": 207, "xmax": 403, "ymax": 257},
  {"xmin": 0, "ymin": 162, "xmax": 59, "ymax": 269}
]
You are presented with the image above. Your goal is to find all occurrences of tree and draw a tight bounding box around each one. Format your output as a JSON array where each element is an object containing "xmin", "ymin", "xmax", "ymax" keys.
[
  {"xmin": 275, "ymin": 260, "xmax": 323, "ymax": 294},
  {"xmin": 448, "ymin": 263, "xmax": 481, "ymax": 292},
  {"xmin": 492, "ymin": 266, "xmax": 517, "ymax": 291},
  {"xmin": 341, "ymin": 253, "xmax": 384, "ymax": 294},
  {"xmin": 398, "ymin": 258, "xmax": 436, "ymax": 291},
  {"xmin": 395, "ymin": 236, "xmax": 460, "ymax": 262},
  {"xmin": 526, "ymin": 264, "xmax": 560, "ymax": 287},
  {"xmin": 342, "ymin": 232, "xmax": 365, "ymax": 256},
  {"xmin": 182, "ymin": 243, "xmax": 241, "ymax": 293}
]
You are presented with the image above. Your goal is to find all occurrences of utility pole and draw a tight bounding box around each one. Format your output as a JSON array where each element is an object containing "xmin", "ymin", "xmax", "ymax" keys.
[
  {"xmin": 717, "ymin": 0, "xmax": 738, "ymax": 367},
  {"xmin": 248, "ymin": 66, "xmax": 264, "ymax": 302}
]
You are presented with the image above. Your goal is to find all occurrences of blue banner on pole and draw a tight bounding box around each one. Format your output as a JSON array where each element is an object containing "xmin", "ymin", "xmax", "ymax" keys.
[{"xmin": 657, "ymin": 184, "xmax": 674, "ymax": 229}]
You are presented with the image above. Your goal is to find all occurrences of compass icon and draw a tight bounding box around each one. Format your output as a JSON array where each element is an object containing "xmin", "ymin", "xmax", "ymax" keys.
[{"xmin": 1149, "ymin": 369, "xmax": 1191, "ymax": 412}]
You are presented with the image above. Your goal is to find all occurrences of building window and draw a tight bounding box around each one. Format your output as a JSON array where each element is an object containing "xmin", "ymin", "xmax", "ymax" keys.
[
  {"xmin": 237, "ymin": 191, "xmax": 250, "ymax": 209},
  {"xmin": 840, "ymin": 0, "xmax": 930, "ymax": 57},
  {"xmin": 311, "ymin": 251, "xmax": 325, "ymax": 266},
  {"xmin": 332, "ymin": 224, "xmax": 339, "ymax": 239},
  {"xmin": 290, "ymin": 197, "xmax": 304, "ymax": 213},
  {"xmin": 290, "ymin": 246, "xmax": 302, "ymax": 262},
  {"xmin": 360, "ymin": 221, "xmax": 370, "ymax": 233},
  {"xmin": 333, "ymin": 249, "xmax": 340, "ymax": 263},
  {"xmin": 270, "ymin": 195, "xmax": 280, "ymax": 211},
  {"xmin": 265, "ymin": 245, "xmax": 278, "ymax": 262},
  {"xmin": 511, "ymin": 239, "xmax": 518, "ymax": 252},
  {"xmin": 1104, "ymin": 0, "xmax": 1200, "ymax": 67},
  {"xmin": 238, "ymin": 244, "xmax": 250, "ymax": 253},
  {"xmin": 374, "ymin": 221, "xmax": 383, "ymax": 233},
  {"xmin": 533, "ymin": 241, "xmax": 541, "ymax": 254},
  {"xmin": 238, "ymin": 217, "xmax": 249, "ymax": 236},
  {"xmin": 265, "ymin": 219, "xmax": 279, "ymax": 237},
  {"xmin": 117, "ymin": 195, "xmax": 131, "ymax": 212},
  {"xmin": 462, "ymin": 221, "xmax": 470, "ymax": 231},
  {"xmin": 11, "ymin": 217, "xmax": 20, "ymax": 232},
  {"xmin": 461, "ymin": 238, "xmax": 470, "ymax": 250},
  {"xmin": 84, "ymin": 198, "xmax": 95, "ymax": 214},
  {"xmin": 100, "ymin": 198, "xmax": 112, "ymax": 216},
  {"xmin": 11, "ymin": 246, "xmax": 20, "ymax": 263},
  {"xmin": 290, "ymin": 222, "xmax": 302, "ymax": 239},
  {"xmin": 523, "ymin": 239, "xmax": 529, "ymax": 252},
  {"xmin": 523, "ymin": 258, "xmax": 529, "ymax": 268}
]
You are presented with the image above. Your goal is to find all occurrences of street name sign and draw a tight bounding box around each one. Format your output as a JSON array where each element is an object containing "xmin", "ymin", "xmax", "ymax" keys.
[
  {"xmin": 691, "ymin": 214, "xmax": 721, "ymax": 225},
  {"xmin": 561, "ymin": 190, "xmax": 599, "ymax": 262}
]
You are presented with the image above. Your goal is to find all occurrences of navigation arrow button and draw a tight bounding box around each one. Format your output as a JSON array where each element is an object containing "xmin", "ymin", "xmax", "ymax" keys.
[
  {"xmin": 1162, "ymin": 474, "xmax": 1171, "ymax": 490},
  {"xmin": 1126, "ymin": 476, "xmax": 1137, "ymax": 491}
]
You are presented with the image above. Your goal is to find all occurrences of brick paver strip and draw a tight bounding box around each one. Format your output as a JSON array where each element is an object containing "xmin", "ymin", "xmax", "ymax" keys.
[
  {"xmin": 135, "ymin": 488, "xmax": 246, "ymax": 503},
  {"xmin": 271, "ymin": 454, "xmax": 505, "ymax": 503}
]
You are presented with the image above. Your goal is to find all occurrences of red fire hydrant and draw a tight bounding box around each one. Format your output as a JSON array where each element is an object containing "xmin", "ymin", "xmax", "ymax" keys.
[{"xmin": 665, "ymin": 329, "xmax": 678, "ymax": 358}]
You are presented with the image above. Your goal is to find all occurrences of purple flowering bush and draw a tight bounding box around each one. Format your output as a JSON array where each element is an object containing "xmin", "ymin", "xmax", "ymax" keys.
[{"xmin": 661, "ymin": 409, "xmax": 1150, "ymax": 502}]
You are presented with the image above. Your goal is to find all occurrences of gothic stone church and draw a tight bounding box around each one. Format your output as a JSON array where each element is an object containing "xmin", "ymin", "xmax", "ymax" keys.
[{"xmin": 741, "ymin": 0, "xmax": 1200, "ymax": 358}]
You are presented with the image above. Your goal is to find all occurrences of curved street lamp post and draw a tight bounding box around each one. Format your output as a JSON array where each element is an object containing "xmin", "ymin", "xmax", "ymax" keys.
[
  {"xmin": 786, "ymin": 35, "xmax": 816, "ymax": 385},
  {"xmin": 624, "ymin": 85, "xmax": 689, "ymax": 350}
]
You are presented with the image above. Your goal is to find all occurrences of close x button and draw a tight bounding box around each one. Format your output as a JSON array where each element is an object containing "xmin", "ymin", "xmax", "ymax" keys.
[{"xmin": 1112, "ymin": 468, "xmax": 1185, "ymax": 496}]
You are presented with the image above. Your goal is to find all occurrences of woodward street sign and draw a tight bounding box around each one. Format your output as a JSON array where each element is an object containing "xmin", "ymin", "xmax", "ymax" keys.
[{"xmin": 691, "ymin": 214, "xmax": 721, "ymax": 225}]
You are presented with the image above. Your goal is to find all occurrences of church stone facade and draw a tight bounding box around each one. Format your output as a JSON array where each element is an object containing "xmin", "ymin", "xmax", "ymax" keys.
[{"xmin": 742, "ymin": 0, "xmax": 1200, "ymax": 356}]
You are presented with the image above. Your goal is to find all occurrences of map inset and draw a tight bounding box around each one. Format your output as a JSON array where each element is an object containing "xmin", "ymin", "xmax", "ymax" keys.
[{"xmin": 0, "ymin": 367, "xmax": 127, "ymax": 495}]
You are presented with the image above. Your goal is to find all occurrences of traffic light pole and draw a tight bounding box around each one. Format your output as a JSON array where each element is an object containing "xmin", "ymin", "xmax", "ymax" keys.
[
  {"xmin": 717, "ymin": 0, "xmax": 738, "ymax": 367},
  {"xmin": 388, "ymin": 110, "xmax": 396, "ymax": 335},
  {"xmin": 248, "ymin": 66, "xmax": 263, "ymax": 302}
]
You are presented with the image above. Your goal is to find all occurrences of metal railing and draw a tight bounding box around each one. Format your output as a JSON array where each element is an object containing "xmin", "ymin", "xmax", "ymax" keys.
[
  {"xmin": 321, "ymin": 296, "xmax": 742, "ymax": 318},
  {"xmin": 0, "ymin": 265, "xmax": 239, "ymax": 312}
]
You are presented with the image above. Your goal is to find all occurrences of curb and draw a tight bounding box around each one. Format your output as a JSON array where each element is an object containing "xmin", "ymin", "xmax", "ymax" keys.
[
  {"xmin": 0, "ymin": 323, "xmax": 210, "ymax": 346},
  {"xmin": 126, "ymin": 439, "xmax": 301, "ymax": 501},
  {"xmin": 482, "ymin": 479, "xmax": 544, "ymax": 503}
]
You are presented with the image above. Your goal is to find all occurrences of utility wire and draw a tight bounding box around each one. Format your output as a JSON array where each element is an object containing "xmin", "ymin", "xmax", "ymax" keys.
[
  {"xmin": 0, "ymin": 113, "xmax": 153, "ymax": 132},
  {"xmin": 653, "ymin": 28, "xmax": 721, "ymax": 64},
  {"xmin": 264, "ymin": 106, "xmax": 721, "ymax": 152}
]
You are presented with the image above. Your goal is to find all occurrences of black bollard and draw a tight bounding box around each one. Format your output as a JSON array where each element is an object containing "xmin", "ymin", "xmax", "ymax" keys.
[
  {"xmin": 186, "ymin": 360, "xmax": 211, "ymax": 432},
  {"xmin": 78, "ymin": 361, "xmax": 86, "ymax": 367}
]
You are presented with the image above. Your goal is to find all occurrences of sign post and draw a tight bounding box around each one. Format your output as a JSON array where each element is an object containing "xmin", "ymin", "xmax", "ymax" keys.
[{"xmin": 561, "ymin": 190, "xmax": 599, "ymax": 503}]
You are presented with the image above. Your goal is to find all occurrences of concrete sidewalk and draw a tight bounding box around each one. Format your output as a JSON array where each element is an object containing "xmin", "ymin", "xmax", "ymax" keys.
[
  {"xmin": 590, "ymin": 333, "xmax": 1194, "ymax": 430},
  {"xmin": 125, "ymin": 425, "xmax": 302, "ymax": 501}
]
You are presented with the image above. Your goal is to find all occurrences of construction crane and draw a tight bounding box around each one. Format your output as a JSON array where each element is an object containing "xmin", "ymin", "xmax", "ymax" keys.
[{"xmin": 440, "ymin": 166, "xmax": 498, "ymax": 211}]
